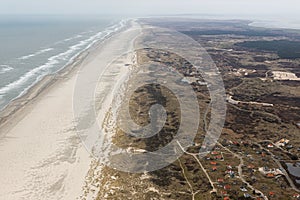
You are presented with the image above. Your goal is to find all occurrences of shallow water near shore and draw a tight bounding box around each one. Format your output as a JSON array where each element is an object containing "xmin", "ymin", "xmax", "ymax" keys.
[{"xmin": 0, "ymin": 15, "xmax": 123, "ymax": 111}]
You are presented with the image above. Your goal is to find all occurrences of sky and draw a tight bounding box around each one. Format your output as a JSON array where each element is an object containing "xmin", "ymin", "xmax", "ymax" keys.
[{"xmin": 0, "ymin": 0, "xmax": 299, "ymax": 19}]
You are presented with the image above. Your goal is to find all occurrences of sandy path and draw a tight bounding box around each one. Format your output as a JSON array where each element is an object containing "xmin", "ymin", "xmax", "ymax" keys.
[{"xmin": 0, "ymin": 20, "xmax": 141, "ymax": 200}]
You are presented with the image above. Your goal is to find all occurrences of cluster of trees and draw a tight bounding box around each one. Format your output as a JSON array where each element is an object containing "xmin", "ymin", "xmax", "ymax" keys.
[{"xmin": 236, "ymin": 40, "xmax": 300, "ymax": 59}]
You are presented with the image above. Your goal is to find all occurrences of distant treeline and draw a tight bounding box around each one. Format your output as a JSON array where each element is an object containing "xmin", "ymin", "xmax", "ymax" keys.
[
  {"xmin": 236, "ymin": 40, "xmax": 300, "ymax": 59},
  {"xmin": 181, "ymin": 30, "xmax": 279, "ymax": 37}
]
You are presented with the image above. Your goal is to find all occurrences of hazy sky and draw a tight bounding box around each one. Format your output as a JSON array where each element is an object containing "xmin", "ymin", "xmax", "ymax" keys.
[{"xmin": 0, "ymin": 0, "xmax": 299, "ymax": 18}]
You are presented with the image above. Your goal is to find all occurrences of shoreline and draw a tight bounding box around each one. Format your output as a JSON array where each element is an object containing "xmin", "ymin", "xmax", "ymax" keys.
[
  {"xmin": 0, "ymin": 20, "xmax": 128, "ymax": 136},
  {"xmin": 0, "ymin": 51, "xmax": 88, "ymax": 135},
  {"xmin": 0, "ymin": 19, "xmax": 140, "ymax": 200}
]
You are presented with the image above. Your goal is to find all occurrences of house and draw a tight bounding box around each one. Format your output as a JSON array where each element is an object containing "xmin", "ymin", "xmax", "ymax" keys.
[
  {"xmin": 293, "ymin": 193, "xmax": 300, "ymax": 198},
  {"xmin": 259, "ymin": 167, "xmax": 284, "ymax": 177},
  {"xmin": 205, "ymin": 156, "xmax": 211, "ymax": 160},
  {"xmin": 211, "ymin": 151, "xmax": 219, "ymax": 155},
  {"xmin": 212, "ymin": 167, "xmax": 217, "ymax": 171},
  {"xmin": 248, "ymin": 164, "xmax": 255, "ymax": 169},
  {"xmin": 275, "ymin": 138, "xmax": 290, "ymax": 147},
  {"xmin": 218, "ymin": 178, "xmax": 224, "ymax": 183},
  {"xmin": 224, "ymin": 197, "xmax": 230, "ymax": 200},
  {"xmin": 224, "ymin": 185, "xmax": 231, "ymax": 190},
  {"xmin": 216, "ymin": 155, "xmax": 223, "ymax": 160},
  {"xmin": 224, "ymin": 170, "xmax": 235, "ymax": 178},
  {"xmin": 244, "ymin": 193, "xmax": 251, "ymax": 198},
  {"xmin": 227, "ymin": 170, "xmax": 235, "ymax": 178},
  {"xmin": 233, "ymin": 141, "xmax": 240, "ymax": 146},
  {"xmin": 211, "ymin": 161, "xmax": 217, "ymax": 165},
  {"xmin": 269, "ymin": 191, "xmax": 275, "ymax": 197},
  {"xmin": 267, "ymin": 144, "xmax": 274, "ymax": 148}
]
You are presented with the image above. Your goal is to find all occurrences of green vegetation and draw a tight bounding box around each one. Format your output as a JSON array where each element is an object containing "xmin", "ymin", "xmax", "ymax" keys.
[
  {"xmin": 181, "ymin": 29, "xmax": 279, "ymax": 37},
  {"xmin": 236, "ymin": 40, "xmax": 300, "ymax": 59}
]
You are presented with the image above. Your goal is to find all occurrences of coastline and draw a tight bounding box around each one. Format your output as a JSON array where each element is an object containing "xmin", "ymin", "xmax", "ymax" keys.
[
  {"xmin": 0, "ymin": 51, "xmax": 88, "ymax": 135},
  {"xmin": 0, "ymin": 19, "xmax": 140, "ymax": 200},
  {"xmin": 0, "ymin": 20, "xmax": 128, "ymax": 135},
  {"xmin": 0, "ymin": 45, "xmax": 92, "ymax": 200}
]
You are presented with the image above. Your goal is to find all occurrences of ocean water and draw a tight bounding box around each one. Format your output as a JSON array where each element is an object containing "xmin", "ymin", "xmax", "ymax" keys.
[
  {"xmin": 173, "ymin": 14, "xmax": 300, "ymax": 30},
  {"xmin": 249, "ymin": 19, "xmax": 300, "ymax": 30},
  {"xmin": 0, "ymin": 15, "xmax": 125, "ymax": 111}
]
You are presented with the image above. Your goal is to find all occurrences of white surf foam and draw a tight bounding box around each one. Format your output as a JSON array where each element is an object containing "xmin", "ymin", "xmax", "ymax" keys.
[
  {"xmin": 64, "ymin": 34, "xmax": 83, "ymax": 42},
  {"xmin": 0, "ymin": 19, "xmax": 128, "ymax": 102},
  {"xmin": 18, "ymin": 48, "xmax": 54, "ymax": 60},
  {"xmin": 0, "ymin": 65, "xmax": 13, "ymax": 74}
]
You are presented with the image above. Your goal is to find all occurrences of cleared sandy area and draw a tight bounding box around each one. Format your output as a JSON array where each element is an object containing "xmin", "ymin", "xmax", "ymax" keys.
[
  {"xmin": 0, "ymin": 20, "xmax": 141, "ymax": 200},
  {"xmin": 226, "ymin": 95, "xmax": 273, "ymax": 107},
  {"xmin": 272, "ymin": 71, "xmax": 300, "ymax": 81}
]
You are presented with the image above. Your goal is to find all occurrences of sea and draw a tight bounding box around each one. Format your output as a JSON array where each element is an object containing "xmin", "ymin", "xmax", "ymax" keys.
[{"xmin": 0, "ymin": 15, "xmax": 125, "ymax": 111}]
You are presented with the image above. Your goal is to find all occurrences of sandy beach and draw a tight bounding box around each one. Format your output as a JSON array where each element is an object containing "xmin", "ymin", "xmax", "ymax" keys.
[{"xmin": 0, "ymin": 19, "xmax": 141, "ymax": 200}]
